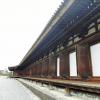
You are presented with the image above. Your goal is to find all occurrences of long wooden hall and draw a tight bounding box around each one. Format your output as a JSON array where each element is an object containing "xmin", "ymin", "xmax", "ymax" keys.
[{"xmin": 9, "ymin": 0, "xmax": 100, "ymax": 96}]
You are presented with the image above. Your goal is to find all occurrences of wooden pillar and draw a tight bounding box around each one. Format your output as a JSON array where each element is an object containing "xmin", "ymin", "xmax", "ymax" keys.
[
  {"xmin": 25, "ymin": 69, "xmax": 27, "ymax": 76},
  {"xmin": 77, "ymin": 44, "xmax": 92, "ymax": 80},
  {"xmin": 23, "ymin": 69, "xmax": 26, "ymax": 76},
  {"xmin": 41, "ymin": 56, "xmax": 49, "ymax": 77},
  {"xmin": 27, "ymin": 69, "xmax": 29, "ymax": 76},
  {"xmin": 48, "ymin": 53, "xmax": 57, "ymax": 78},
  {"xmin": 41, "ymin": 58, "xmax": 45, "ymax": 77},
  {"xmin": 29, "ymin": 67, "xmax": 32, "ymax": 77},
  {"xmin": 36, "ymin": 61, "xmax": 40, "ymax": 77},
  {"xmin": 32, "ymin": 64, "xmax": 35, "ymax": 76},
  {"xmin": 22, "ymin": 69, "xmax": 25, "ymax": 76},
  {"xmin": 45, "ymin": 57, "xmax": 49, "ymax": 76},
  {"xmin": 23, "ymin": 69, "xmax": 25, "ymax": 76},
  {"xmin": 30, "ymin": 64, "xmax": 33, "ymax": 76},
  {"xmin": 36, "ymin": 60, "xmax": 42, "ymax": 77},
  {"xmin": 35, "ymin": 62, "xmax": 38, "ymax": 77},
  {"xmin": 40, "ymin": 60, "xmax": 42, "ymax": 77},
  {"xmin": 60, "ymin": 50, "xmax": 69, "ymax": 78},
  {"xmin": 34, "ymin": 63, "xmax": 37, "ymax": 77}
]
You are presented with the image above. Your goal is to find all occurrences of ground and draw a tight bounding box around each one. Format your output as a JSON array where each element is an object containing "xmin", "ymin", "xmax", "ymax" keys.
[{"xmin": 0, "ymin": 76, "xmax": 40, "ymax": 100}]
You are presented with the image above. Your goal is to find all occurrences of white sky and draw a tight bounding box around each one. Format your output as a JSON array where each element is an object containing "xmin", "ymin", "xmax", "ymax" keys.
[{"xmin": 0, "ymin": 0, "xmax": 63, "ymax": 70}]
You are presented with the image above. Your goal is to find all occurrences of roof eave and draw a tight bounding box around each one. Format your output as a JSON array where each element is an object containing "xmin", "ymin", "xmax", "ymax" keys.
[{"xmin": 19, "ymin": 0, "xmax": 75, "ymax": 66}]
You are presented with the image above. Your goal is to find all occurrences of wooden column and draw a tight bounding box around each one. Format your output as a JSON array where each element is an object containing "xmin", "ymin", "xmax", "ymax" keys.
[
  {"xmin": 40, "ymin": 60, "xmax": 42, "ymax": 77},
  {"xmin": 34, "ymin": 62, "xmax": 37, "ymax": 76},
  {"xmin": 30, "ymin": 64, "xmax": 33, "ymax": 76},
  {"xmin": 77, "ymin": 44, "xmax": 92, "ymax": 80},
  {"xmin": 45, "ymin": 57, "xmax": 49, "ymax": 76},
  {"xmin": 36, "ymin": 60, "xmax": 42, "ymax": 77},
  {"xmin": 60, "ymin": 50, "xmax": 69, "ymax": 78},
  {"xmin": 41, "ymin": 57, "xmax": 48, "ymax": 77},
  {"xmin": 29, "ymin": 68, "xmax": 32, "ymax": 77},
  {"xmin": 27, "ymin": 68, "xmax": 29, "ymax": 76},
  {"xmin": 48, "ymin": 54, "xmax": 57, "ymax": 78},
  {"xmin": 24, "ymin": 68, "xmax": 28, "ymax": 76},
  {"xmin": 36, "ymin": 61, "xmax": 41, "ymax": 77},
  {"xmin": 35, "ymin": 62, "xmax": 38, "ymax": 77},
  {"xmin": 25, "ymin": 69, "xmax": 28, "ymax": 76},
  {"xmin": 29, "ymin": 67, "xmax": 32, "ymax": 77},
  {"xmin": 41, "ymin": 58, "xmax": 45, "ymax": 77},
  {"xmin": 32, "ymin": 64, "xmax": 35, "ymax": 76}
]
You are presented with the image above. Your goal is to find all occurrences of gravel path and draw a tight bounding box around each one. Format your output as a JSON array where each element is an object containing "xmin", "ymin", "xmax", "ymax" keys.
[{"xmin": 0, "ymin": 76, "xmax": 40, "ymax": 100}]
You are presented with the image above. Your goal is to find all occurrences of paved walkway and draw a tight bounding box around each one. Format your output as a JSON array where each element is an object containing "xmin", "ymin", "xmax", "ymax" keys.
[{"xmin": 0, "ymin": 76, "xmax": 40, "ymax": 100}]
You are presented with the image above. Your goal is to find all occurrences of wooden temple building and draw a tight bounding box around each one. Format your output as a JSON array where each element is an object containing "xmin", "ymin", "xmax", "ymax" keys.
[{"xmin": 9, "ymin": 0, "xmax": 100, "ymax": 84}]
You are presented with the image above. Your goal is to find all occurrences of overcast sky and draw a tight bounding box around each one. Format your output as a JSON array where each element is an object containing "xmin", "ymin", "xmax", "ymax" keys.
[{"xmin": 0, "ymin": 0, "xmax": 63, "ymax": 70}]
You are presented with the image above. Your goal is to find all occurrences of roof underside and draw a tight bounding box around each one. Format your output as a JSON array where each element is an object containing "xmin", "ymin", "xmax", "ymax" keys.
[
  {"xmin": 16, "ymin": 0, "xmax": 100, "ymax": 70},
  {"xmin": 8, "ymin": 67, "xmax": 16, "ymax": 71}
]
